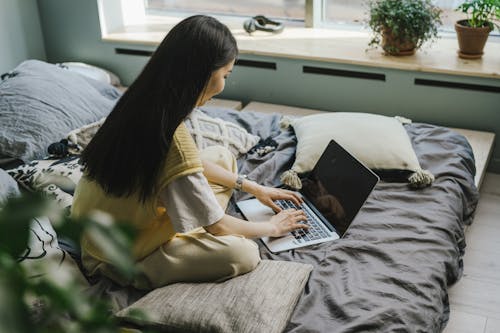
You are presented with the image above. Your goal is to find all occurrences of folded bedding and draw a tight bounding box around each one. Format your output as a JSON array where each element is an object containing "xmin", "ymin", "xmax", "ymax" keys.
[{"xmin": 205, "ymin": 108, "xmax": 479, "ymax": 333}]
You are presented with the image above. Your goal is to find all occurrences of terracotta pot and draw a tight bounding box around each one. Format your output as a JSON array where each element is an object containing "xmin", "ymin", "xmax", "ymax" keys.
[
  {"xmin": 382, "ymin": 28, "xmax": 416, "ymax": 56},
  {"xmin": 455, "ymin": 19, "xmax": 492, "ymax": 59}
]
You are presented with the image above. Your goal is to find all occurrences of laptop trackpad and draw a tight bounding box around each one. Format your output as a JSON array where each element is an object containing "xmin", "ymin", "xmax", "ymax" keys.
[{"xmin": 237, "ymin": 198, "xmax": 275, "ymax": 222}]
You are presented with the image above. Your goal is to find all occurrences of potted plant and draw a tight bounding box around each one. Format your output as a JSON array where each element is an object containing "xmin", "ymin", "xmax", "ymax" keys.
[
  {"xmin": 455, "ymin": 0, "xmax": 500, "ymax": 59},
  {"xmin": 367, "ymin": 0, "xmax": 442, "ymax": 56}
]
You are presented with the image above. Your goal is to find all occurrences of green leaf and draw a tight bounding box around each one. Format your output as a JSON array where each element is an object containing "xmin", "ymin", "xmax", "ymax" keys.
[
  {"xmin": 0, "ymin": 268, "xmax": 34, "ymax": 333},
  {"xmin": 0, "ymin": 193, "xmax": 143, "ymax": 332},
  {"xmin": 0, "ymin": 193, "xmax": 47, "ymax": 258},
  {"xmin": 366, "ymin": 0, "xmax": 442, "ymax": 52}
]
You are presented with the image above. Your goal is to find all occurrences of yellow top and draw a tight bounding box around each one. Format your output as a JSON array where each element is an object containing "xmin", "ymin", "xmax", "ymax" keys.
[{"xmin": 71, "ymin": 123, "xmax": 203, "ymax": 261}]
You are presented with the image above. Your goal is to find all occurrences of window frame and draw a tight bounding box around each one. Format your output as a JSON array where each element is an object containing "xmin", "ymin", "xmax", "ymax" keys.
[
  {"xmin": 97, "ymin": 0, "xmax": 499, "ymax": 43},
  {"xmin": 144, "ymin": 0, "xmax": 311, "ymax": 26}
]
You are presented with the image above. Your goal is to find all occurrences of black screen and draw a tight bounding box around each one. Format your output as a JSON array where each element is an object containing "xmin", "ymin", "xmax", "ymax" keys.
[{"xmin": 301, "ymin": 140, "xmax": 379, "ymax": 236}]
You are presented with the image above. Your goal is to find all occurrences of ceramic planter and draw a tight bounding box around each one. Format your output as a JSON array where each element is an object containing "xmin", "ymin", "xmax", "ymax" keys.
[
  {"xmin": 455, "ymin": 19, "xmax": 493, "ymax": 59},
  {"xmin": 382, "ymin": 28, "xmax": 416, "ymax": 56}
]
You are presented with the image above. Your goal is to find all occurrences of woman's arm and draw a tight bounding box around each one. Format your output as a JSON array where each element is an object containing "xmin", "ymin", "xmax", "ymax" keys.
[
  {"xmin": 201, "ymin": 159, "xmax": 309, "ymax": 237},
  {"xmin": 202, "ymin": 159, "xmax": 303, "ymax": 211},
  {"xmin": 202, "ymin": 159, "xmax": 240, "ymax": 189},
  {"xmin": 204, "ymin": 209, "xmax": 308, "ymax": 238}
]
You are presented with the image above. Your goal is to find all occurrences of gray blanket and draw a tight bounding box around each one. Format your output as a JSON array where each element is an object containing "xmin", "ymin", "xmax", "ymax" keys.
[
  {"xmin": 89, "ymin": 108, "xmax": 479, "ymax": 333},
  {"xmin": 202, "ymin": 108, "xmax": 478, "ymax": 333}
]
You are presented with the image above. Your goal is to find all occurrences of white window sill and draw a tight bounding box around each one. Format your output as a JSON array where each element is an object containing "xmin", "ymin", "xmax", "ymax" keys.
[{"xmin": 102, "ymin": 20, "xmax": 500, "ymax": 80}]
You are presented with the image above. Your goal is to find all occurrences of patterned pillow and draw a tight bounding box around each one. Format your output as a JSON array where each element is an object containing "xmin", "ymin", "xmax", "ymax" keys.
[
  {"xmin": 64, "ymin": 109, "xmax": 261, "ymax": 159},
  {"xmin": 0, "ymin": 168, "xmax": 20, "ymax": 205},
  {"xmin": 185, "ymin": 109, "xmax": 260, "ymax": 158},
  {"xmin": 19, "ymin": 216, "xmax": 87, "ymax": 283},
  {"xmin": 18, "ymin": 215, "xmax": 88, "ymax": 322},
  {"xmin": 7, "ymin": 156, "xmax": 82, "ymax": 210}
]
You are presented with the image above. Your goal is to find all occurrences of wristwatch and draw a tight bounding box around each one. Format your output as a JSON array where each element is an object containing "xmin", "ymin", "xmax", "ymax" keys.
[{"xmin": 234, "ymin": 174, "xmax": 247, "ymax": 191}]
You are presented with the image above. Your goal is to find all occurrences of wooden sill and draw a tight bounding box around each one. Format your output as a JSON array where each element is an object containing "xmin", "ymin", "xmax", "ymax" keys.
[{"xmin": 103, "ymin": 22, "xmax": 500, "ymax": 79}]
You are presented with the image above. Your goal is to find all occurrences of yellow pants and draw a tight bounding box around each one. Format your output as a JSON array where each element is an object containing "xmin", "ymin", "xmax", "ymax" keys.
[{"xmin": 131, "ymin": 146, "xmax": 260, "ymax": 289}]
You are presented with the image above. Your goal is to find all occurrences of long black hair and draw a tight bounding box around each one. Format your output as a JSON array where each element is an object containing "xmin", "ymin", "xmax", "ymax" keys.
[{"xmin": 81, "ymin": 15, "xmax": 238, "ymax": 202}]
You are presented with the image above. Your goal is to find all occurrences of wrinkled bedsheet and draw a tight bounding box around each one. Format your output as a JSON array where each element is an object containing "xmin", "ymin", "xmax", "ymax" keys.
[
  {"xmin": 89, "ymin": 107, "xmax": 479, "ymax": 333},
  {"xmin": 204, "ymin": 107, "xmax": 478, "ymax": 333}
]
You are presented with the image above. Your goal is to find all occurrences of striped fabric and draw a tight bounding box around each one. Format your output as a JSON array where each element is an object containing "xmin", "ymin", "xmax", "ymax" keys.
[{"xmin": 116, "ymin": 260, "xmax": 313, "ymax": 333}]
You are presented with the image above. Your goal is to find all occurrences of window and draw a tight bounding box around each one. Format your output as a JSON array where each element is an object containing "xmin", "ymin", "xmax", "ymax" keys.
[
  {"xmin": 323, "ymin": 0, "xmax": 473, "ymax": 32},
  {"xmin": 99, "ymin": 0, "xmax": 498, "ymax": 39},
  {"xmin": 144, "ymin": 0, "xmax": 306, "ymax": 23}
]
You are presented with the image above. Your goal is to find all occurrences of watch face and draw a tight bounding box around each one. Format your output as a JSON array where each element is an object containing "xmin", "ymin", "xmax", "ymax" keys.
[{"xmin": 236, "ymin": 175, "xmax": 247, "ymax": 190}]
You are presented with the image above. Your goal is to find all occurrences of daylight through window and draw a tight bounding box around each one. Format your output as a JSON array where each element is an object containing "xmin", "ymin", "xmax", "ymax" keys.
[{"xmin": 144, "ymin": 0, "xmax": 306, "ymax": 22}]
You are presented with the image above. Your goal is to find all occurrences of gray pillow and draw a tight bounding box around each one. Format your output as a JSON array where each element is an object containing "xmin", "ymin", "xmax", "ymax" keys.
[
  {"xmin": 116, "ymin": 260, "xmax": 313, "ymax": 333},
  {"xmin": 0, "ymin": 60, "xmax": 121, "ymax": 163},
  {"xmin": 0, "ymin": 168, "xmax": 20, "ymax": 205}
]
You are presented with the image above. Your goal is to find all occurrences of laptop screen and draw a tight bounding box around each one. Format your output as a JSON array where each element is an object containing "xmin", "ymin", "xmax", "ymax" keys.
[{"xmin": 300, "ymin": 140, "xmax": 379, "ymax": 236}]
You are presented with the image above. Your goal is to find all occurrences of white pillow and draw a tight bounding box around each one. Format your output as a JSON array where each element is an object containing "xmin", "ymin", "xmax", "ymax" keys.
[
  {"xmin": 185, "ymin": 109, "xmax": 260, "ymax": 158},
  {"xmin": 59, "ymin": 62, "xmax": 121, "ymax": 87},
  {"xmin": 280, "ymin": 112, "xmax": 433, "ymax": 189}
]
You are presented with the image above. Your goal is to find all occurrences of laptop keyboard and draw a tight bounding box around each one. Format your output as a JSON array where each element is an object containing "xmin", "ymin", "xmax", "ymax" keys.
[{"xmin": 275, "ymin": 200, "xmax": 330, "ymax": 243}]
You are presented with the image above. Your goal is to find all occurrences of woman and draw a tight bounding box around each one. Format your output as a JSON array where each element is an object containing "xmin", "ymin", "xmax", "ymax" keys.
[{"xmin": 71, "ymin": 15, "xmax": 308, "ymax": 290}]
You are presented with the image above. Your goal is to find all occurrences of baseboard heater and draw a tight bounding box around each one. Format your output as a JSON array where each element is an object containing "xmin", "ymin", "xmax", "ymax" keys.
[
  {"xmin": 414, "ymin": 78, "xmax": 500, "ymax": 93},
  {"xmin": 235, "ymin": 59, "xmax": 277, "ymax": 70},
  {"xmin": 303, "ymin": 66, "xmax": 386, "ymax": 81},
  {"xmin": 115, "ymin": 48, "xmax": 154, "ymax": 57}
]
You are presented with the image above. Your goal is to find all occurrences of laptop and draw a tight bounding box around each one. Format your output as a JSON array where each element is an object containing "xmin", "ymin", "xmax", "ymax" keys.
[{"xmin": 237, "ymin": 139, "xmax": 379, "ymax": 253}]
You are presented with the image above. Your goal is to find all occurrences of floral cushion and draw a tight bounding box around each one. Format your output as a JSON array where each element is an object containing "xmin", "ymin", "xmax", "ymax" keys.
[{"xmin": 7, "ymin": 156, "xmax": 82, "ymax": 210}]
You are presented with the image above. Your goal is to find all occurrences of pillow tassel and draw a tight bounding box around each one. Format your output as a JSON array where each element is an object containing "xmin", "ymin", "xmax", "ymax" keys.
[
  {"xmin": 395, "ymin": 116, "xmax": 412, "ymax": 124},
  {"xmin": 280, "ymin": 169, "xmax": 302, "ymax": 189},
  {"xmin": 408, "ymin": 169, "xmax": 435, "ymax": 188},
  {"xmin": 280, "ymin": 116, "xmax": 293, "ymax": 129}
]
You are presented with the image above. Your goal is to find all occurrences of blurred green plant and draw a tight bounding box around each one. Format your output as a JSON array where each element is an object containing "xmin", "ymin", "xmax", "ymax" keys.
[
  {"xmin": 367, "ymin": 0, "xmax": 442, "ymax": 54},
  {"xmin": 456, "ymin": 0, "xmax": 500, "ymax": 30},
  {"xmin": 0, "ymin": 193, "xmax": 150, "ymax": 333}
]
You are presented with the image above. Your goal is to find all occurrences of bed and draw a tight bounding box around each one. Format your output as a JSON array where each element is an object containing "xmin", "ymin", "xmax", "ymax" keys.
[
  {"xmin": 0, "ymin": 60, "xmax": 485, "ymax": 333},
  {"xmin": 202, "ymin": 106, "xmax": 479, "ymax": 332}
]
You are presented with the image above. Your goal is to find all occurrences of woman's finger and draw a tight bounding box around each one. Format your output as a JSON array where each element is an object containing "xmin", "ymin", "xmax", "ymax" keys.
[
  {"xmin": 268, "ymin": 200, "xmax": 282, "ymax": 213},
  {"xmin": 285, "ymin": 194, "xmax": 302, "ymax": 207},
  {"xmin": 291, "ymin": 209, "xmax": 305, "ymax": 217},
  {"xmin": 285, "ymin": 190, "xmax": 304, "ymax": 203},
  {"xmin": 292, "ymin": 191, "xmax": 304, "ymax": 204},
  {"xmin": 294, "ymin": 214, "xmax": 307, "ymax": 223},
  {"xmin": 292, "ymin": 222, "xmax": 309, "ymax": 230}
]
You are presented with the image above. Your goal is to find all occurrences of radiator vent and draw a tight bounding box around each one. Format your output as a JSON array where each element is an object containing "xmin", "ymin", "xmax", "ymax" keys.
[
  {"xmin": 235, "ymin": 59, "xmax": 277, "ymax": 70},
  {"xmin": 115, "ymin": 48, "xmax": 153, "ymax": 57},
  {"xmin": 303, "ymin": 66, "xmax": 386, "ymax": 81},
  {"xmin": 414, "ymin": 78, "xmax": 500, "ymax": 93}
]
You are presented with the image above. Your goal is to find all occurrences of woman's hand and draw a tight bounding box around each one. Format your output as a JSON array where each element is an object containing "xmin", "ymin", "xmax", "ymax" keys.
[
  {"xmin": 269, "ymin": 209, "xmax": 309, "ymax": 237},
  {"xmin": 251, "ymin": 184, "xmax": 304, "ymax": 212}
]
